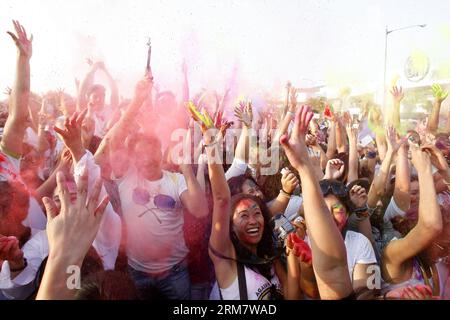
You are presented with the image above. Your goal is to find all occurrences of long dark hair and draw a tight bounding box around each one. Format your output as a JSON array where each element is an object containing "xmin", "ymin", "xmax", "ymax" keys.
[
  {"xmin": 229, "ymin": 193, "xmax": 276, "ymax": 280},
  {"xmin": 227, "ymin": 174, "xmax": 260, "ymax": 197}
]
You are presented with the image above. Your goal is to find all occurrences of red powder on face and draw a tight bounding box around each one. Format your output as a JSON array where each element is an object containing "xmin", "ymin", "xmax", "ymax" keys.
[{"xmin": 235, "ymin": 199, "xmax": 257, "ymax": 213}]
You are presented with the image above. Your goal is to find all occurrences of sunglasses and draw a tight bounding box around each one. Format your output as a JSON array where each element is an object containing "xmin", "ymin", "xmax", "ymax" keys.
[
  {"xmin": 133, "ymin": 187, "xmax": 177, "ymax": 223},
  {"xmin": 319, "ymin": 180, "xmax": 347, "ymax": 198}
]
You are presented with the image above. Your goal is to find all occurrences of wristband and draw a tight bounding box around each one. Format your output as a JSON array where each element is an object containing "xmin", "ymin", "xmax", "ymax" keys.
[
  {"xmin": 353, "ymin": 205, "xmax": 370, "ymax": 219},
  {"xmin": 204, "ymin": 141, "xmax": 218, "ymax": 148},
  {"xmin": 280, "ymin": 189, "xmax": 292, "ymax": 198}
]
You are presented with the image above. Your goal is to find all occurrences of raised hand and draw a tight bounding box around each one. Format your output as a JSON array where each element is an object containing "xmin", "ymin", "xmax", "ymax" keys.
[
  {"xmin": 7, "ymin": 20, "xmax": 33, "ymax": 58},
  {"xmin": 385, "ymin": 284, "xmax": 434, "ymax": 300},
  {"xmin": 286, "ymin": 233, "xmax": 312, "ymax": 265},
  {"xmin": 410, "ymin": 142, "xmax": 432, "ymax": 172},
  {"xmin": 234, "ymin": 101, "xmax": 253, "ymax": 128},
  {"xmin": 386, "ymin": 126, "xmax": 406, "ymax": 153},
  {"xmin": 279, "ymin": 105, "xmax": 314, "ymax": 170},
  {"xmin": 349, "ymin": 185, "xmax": 368, "ymax": 208},
  {"xmin": 0, "ymin": 235, "xmax": 24, "ymax": 264},
  {"xmin": 390, "ymin": 86, "xmax": 404, "ymax": 104},
  {"xmin": 56, "ymin": 149, "xmax": 73, "ymax": 176},
  {"xmin": 431, "ymin": 83, "xmax": 449, "ymax": 104},
  {"xmin": 281, "ymin": 168, "xmax": 299, "ymax": 195},
  {"xmin": 345, "ymin": 122, "xmax": 358, "ymax": 143},
  {"xmin": 42, "ymin": 170, "xmax": 109, "ymax": 267},
  {"xmin": 187, "ymin": 102, "xmax": 214, "ymax": 133},
  {"xmin": 305, "ymin": 133, "xmax": 318, "ymax": 147},
  {"xmin": 421, "ymin": 143, "xmax": 448, "ymax": 172},
  {"xmin": 323, "ymin": 104, "xmax": 334, "ymax": 121},
  {"xmin": 342, "ymin": 111, "xmax": 352, "ymax": 127},
  {"xmin": 133, "ymin": 73, "xmax": 153, "ymax": 102},
  {"xmin": 289, "ymin": 87, "xmax": 298, "ymax": 112},
  {"xmin": 324, "ymin": 159, "xmax": 345, "ymax": 180},
  {"xmin": 54, "ymin": 109, "xmax": 87, "ymax": 161},
  {"xmin": 38, "ymin": 98, "xmax": 49, "ymax": 127},
  {"xmin": 213, "ymin": 110, "xmax": 233, "ymax": 138}
]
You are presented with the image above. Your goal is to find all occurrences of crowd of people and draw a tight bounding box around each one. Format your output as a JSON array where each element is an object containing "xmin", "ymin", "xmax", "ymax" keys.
[{"xmin": 0, "ymin": 20, "xmax": 449, "ymax": 300}]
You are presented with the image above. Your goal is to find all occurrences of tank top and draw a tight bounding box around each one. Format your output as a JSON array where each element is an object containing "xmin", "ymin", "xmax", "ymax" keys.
[{"xmin": 219, "ymin": 265, "xmax": 282, "ymax": 300}]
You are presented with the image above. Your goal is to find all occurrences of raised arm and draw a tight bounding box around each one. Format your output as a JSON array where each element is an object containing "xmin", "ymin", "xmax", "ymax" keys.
[
  {"xmin": 267, "ymin": 168, "xmax": 299, "ymax": 216},
  {"xmin": 392, "ymin": 143, "xmax": 411, "ymax": 212},
  {"xmin": 326, "ymin": 120, "xmax": 337, "ymax": 160},
  {"xmin": 76, "ymin": 60, "xmax": 97, "ymax": 111},
  {"xmin": 179, "ymin": 133, "xmax": 209, "ymax": 218},
  {"xmin": 1, "ymin": 21, "xmax": 33, "ymax": 157},
  {"xmin": 203, "ymin": 125, "xmax": 236, "ymax": 288},
  {"xmin": 389, "ymin": 86, "xmax": 404, "ymax": 129},
  {"xmin": 367, "ymin": 126, "xmax": 403, "ymax": 208},
  {"xmin": 36, "ymin": 99, "xmax": 50, "ymax": 154},
  {"xmin": 346, "ymin": 124, "xmax": 359, "ymax": 183},
  {"xmin": 273, "ymin": 88, "xmax": 297, "ymax": 143},
  {"xmin": 233, "ymin": 101, "xmax": 253, "ymax": 162},
  {"xmin": 94, "ymin": 75, "xmax": 152, "ymax": 168},
  {"xmin": 280, "ymin": 105, "xmax": 352, "ymax": 299},
  {"xmin": 99, "ymin": 62, "xmax": 119, "ymax": 110},
  {"xmin": 382, "ymin": 144, "xmax": 443, "ymax": 277},
  {"xmin": 428, "ymin": 84, "xmax": 449, "ymax": 134},
  {"xmin": 335, "ymin": 115, "xmax": 347, "ymax": 154},
  {"xmin": 36, "ymin": 170, "xmax": 108, "ymax": 299}
]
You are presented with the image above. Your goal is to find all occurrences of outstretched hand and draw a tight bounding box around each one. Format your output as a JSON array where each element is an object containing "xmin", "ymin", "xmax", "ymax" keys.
[
  {"xmin": 280, "ymin": 105, "xmax": 314, "ymax": 170},
  {"xmin": 42, "ymin": 170, "xmax": 109, "ymax": 265},
  {"xmin": 431, "ymin": 83, "xmax": 449, "ymax": 104},
  {"xmin": 289, "ymin": 88, "xmax": 298, "ymax": 112},
  {"xmin": 324, "ymin": 159, "xmax": 345, "ymax": 180},
  {"xmin": 54, "ymin": 109, "xmax": 87, "ymax": 160},
  {"xmin": 187, "ymin": 102, "xmax": 215, "ymax": 133},
  {"xmin": 213, "ymin": 110, "xmax": 233, "ymax": 138},
  {"xmin": 421, "ymin": 143, "xmax": 449, "ymax": 173},
  {"xmin": 286, "ymin": 233, "xmax": 312, "ymax": 265},
  {"xmin": 0, "ymin": 235, "xmax": 24, "ymax": 264},
  {"xmin": 349, "ymin": 185, "xmax": 368, "ymax": 208},
  {"xmin": 390, "ymin": 86, "xmax": 404, "ymax": 104},
  {"xmin": 234, "ymin": 101, "xmax": 253, "ymax": 128},
  {"xmin": 7, "ymin": 20, "xmax": 33, "ymax": 58},
  {"xmin": 385, "ymin": 126, "xmax": 406, "ymax": 153}
]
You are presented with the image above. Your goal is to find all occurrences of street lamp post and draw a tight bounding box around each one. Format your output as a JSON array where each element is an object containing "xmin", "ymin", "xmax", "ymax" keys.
[{"xmin": 382, "ymin": 24, "xmax": 427, "ymax": 108}]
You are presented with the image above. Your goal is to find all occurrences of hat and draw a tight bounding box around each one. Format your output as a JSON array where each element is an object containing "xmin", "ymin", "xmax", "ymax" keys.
[{"xmin": 346, "ymin": 178, "xmax": 370, "ymax": 193}]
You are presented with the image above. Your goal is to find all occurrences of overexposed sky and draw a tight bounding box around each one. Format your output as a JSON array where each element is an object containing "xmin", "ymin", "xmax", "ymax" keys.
[{"xmin": 0, "ymin": 0, "xmax": 449, "ymax": 100}]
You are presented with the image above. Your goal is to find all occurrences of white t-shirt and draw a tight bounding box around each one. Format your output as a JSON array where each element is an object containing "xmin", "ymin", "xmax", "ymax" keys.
[
  {"xmin": 225, "ymin": 158, "xmax": 248, "ymax": 181},
  {"xmin": 344, "ymin": 230, "xmax": 378, "ymax": 280},
  {"xmin": 307, "ymin": 230, "xmax": 377, "ymax": 281},
  {"xmin": 24, "ymin": 127, "xmax": 39, "ymax": 150},
  {"xmin": 118, "ymin": 168, "xmax": 189, "ymax": 273},
  {"xmin": 381, "ymin": 197, "xmax": 406, "ymax": 243},
  {"xmin": 73, "ymin": 152, "xmax": 121, "ymax": 270},
  {"xmin": 0, "ymin": 230, "xmax": 48, "ymax": 300},
  {"xmin": 210, "ymin": 266, "xmax": 282, "ymax": 300}
]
